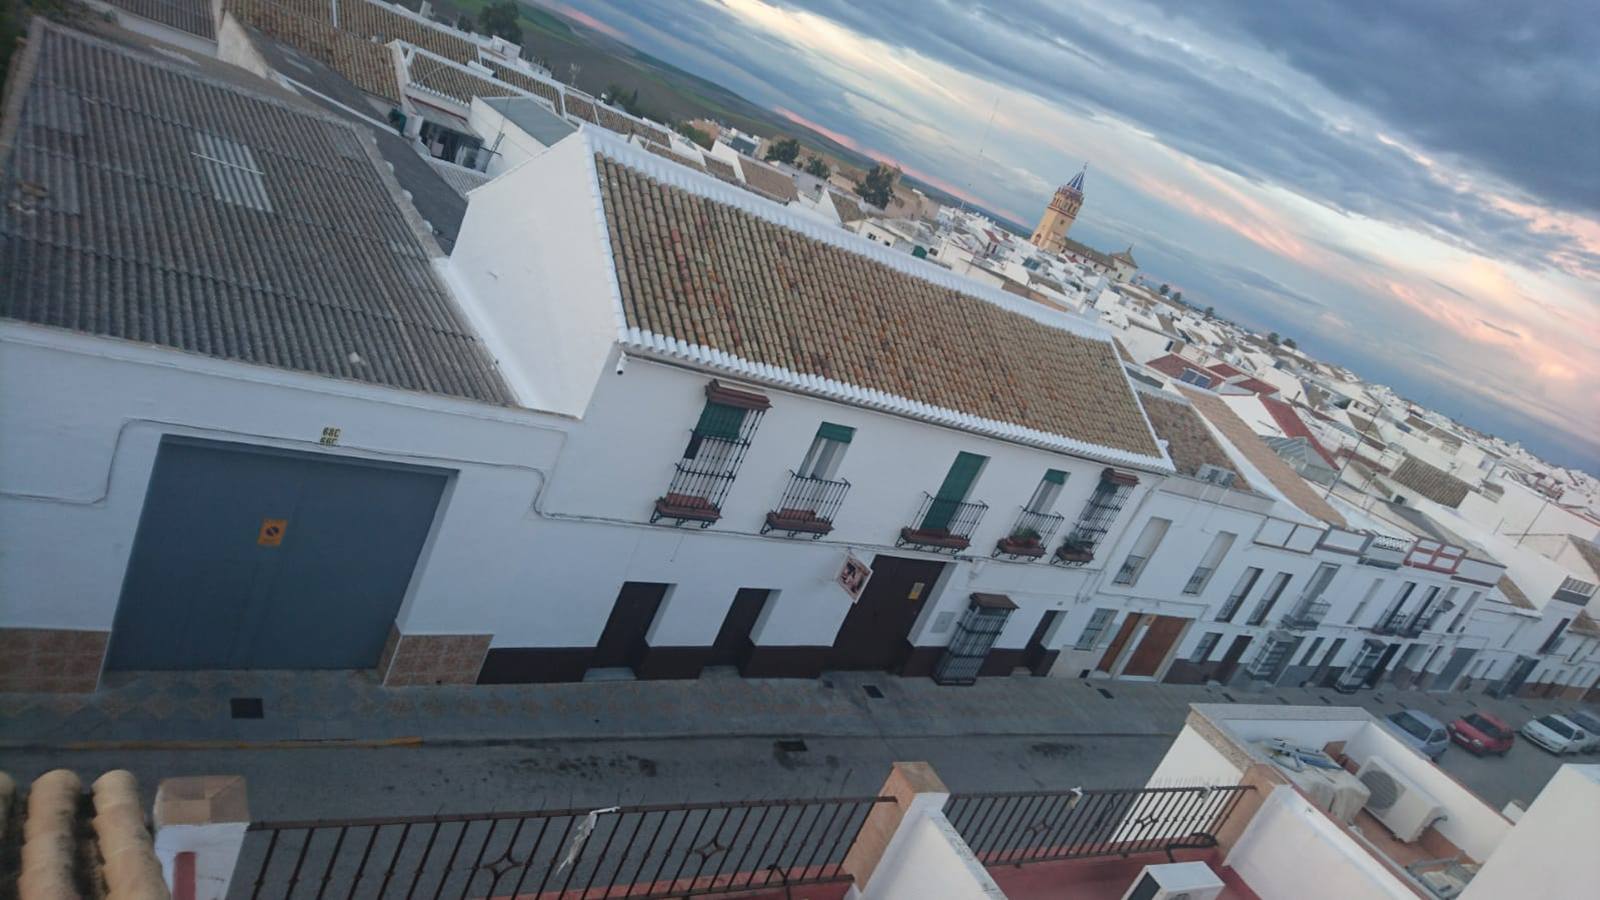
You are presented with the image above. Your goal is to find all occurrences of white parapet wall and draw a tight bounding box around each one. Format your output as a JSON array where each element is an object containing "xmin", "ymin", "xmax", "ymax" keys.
[
  {"xmin": 1460, "ymin": 765, "xmax": 1600, "ymax": 899},
  {"xmin": 860, "ymin": 809, "xmax": 1005, "ymax": 900},
  {"xmin": 1227, "ymin": 786, "xmax": 1413, "ymax": 900}
]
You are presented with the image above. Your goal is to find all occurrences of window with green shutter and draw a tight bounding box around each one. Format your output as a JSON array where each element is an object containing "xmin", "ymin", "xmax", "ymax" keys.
[
  {"xmin": 799, "ymin": 423, "xmax": 854, "ymax": 480},
  {"xmin": 1027, "ymin": 469, "xmax": 1069, "ymax": 513}
]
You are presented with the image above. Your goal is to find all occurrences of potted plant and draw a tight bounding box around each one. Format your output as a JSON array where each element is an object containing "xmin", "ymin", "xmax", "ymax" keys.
[
  {"xmin": 996, "ymin": 526, "xmax": 1045, "ymax": 558},
  {"xmin": 1054, "ymin": 538, "xmax": 1095, "ymax": 565}
]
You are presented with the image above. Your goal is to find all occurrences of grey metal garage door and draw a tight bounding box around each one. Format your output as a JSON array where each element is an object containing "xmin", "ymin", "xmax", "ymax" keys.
[{"xmin": 106, "ymin": 437, "xmax": 449, "ymax": 671}]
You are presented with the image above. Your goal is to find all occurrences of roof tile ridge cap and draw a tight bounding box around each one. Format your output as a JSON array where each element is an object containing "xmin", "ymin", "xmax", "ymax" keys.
[
  {"xmin": 583, "ymin": 134, "xmax": 632, "ymax": 342},
  {"xmin": 591, "ymin": 135, "xmax": 1115, "ymax": 345},
  {"xmin": 621, "ymin": 328, "xmax": 1170, "ymax": 470}
]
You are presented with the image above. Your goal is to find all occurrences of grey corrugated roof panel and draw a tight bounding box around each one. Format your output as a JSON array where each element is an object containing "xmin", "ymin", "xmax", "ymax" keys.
[
  {"xmin": 427, "ymin": 157, "xmax": 492, "ymax": 196},
  {"xmin": 0, "ymin": 22, "xmax": 513, "ymax": 405},
  {"xmin": 483, "ymin": 96, "xmax": 576, "ymax": 146}
]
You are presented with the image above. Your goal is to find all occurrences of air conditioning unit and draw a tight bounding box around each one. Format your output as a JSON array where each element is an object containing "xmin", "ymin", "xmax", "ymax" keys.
[
  {"xmin": 1357, "ymin": 757, "xmax": 1445, "ymax": 842},
  {"xmin": 1119, "ymin": 861, "xmax": 1224, "ymax": 900}
]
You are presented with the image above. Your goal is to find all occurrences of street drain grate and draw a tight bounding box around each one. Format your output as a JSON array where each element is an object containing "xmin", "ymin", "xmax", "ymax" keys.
[
  {"xmin": 1374, "ymin": 694, "xmax": 1385, "ymax": 703},
  {"xmin": 1096, "ymin": 688, "xmax": 1114, "ymax": 700},
  {"xmin": 1276, "ymin": 696, "xmax": 1291, "ymax": 704},
  {"xmin": 1319, "ymin": 696, "xmax": 1332, "ymax": 705},
  {"xmin": 230, "ymin": 697, "xmax": 264, "ymax": 719},
  {"xmin": 775, "ymin": 739, "xmax": 809, "ymax": 753},
  {"xmin": 862, "ymin": 685, "xmax": 884, "ymax": 699},
  {"xmin": 1221, "ymin": 692, "xmax": 1236, "ymax": 703}
]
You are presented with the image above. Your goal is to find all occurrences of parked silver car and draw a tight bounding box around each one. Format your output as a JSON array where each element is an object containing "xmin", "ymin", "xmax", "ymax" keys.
[
  {"xmin": 1562, "ymin": 710, "xmax": 1600, "ymax": 753},
  {"xmin": 1384, "ymin": 709, "xmax": 1450, "ymax": 760}
]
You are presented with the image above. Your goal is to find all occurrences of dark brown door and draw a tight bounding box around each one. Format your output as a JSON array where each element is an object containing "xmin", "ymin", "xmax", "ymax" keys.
[
  {"xmin": 1214, "ymin": 634, "xmax": 1253, "ymax": 683},
  {"xmin": 1096, "ymin": 614, "xmax": 1142, "ymax": 673},
  {"xmin": 1122, "ymin": 615, "xmax": 1188, "ymax": 677},
  {"xmin": 830, "ymin": 555, "xmax": 945, "ymax": 670},
  {"xmin": 1021, "ymin": 610, "xmax": 1061, "ymax": 675},
  {"xmin": 1364, "ymin": 642, "xmax": 1402, "ymax": 688},
  {"xmin": 709, "ymin": 588, "xmax": 770, "ymax": 668},
  {"xmin": 592, "ymin": 582, "xmax": 667, "ymax": 670}
]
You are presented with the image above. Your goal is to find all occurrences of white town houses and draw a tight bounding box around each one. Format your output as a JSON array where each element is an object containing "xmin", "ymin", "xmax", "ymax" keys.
[{"xmin": 1, "ymin": 17, "xmax": 1597, "ymax": 706}]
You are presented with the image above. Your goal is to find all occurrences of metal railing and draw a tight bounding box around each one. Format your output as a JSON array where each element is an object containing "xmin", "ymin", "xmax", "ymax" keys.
[
  {"xmin": 763, "ymin": 470, "xmax": 851, "ymax": 537},
  {"xmin": 238, "ymin": 795, "xmax": 892, "ymax": 899},
  {"xmin": 898, "ymin": 492, "xmax": 988, "ymax": 553},
  {"xmin": 1182, "ymin": 567, "xmax": 1212, "ymax": 595},
  {"xmin": 653, "ymin": 434, "xmax": 751, "ymax": 527},
  {"xmin": 1281, "ymin": 599, "xmax": 1331, "ymax": 630},
  {"xmin": 1112, "ymin": 555, "xmax": 1146, "ymax": 585},
  {"xmin": 994, "ymin": 507, "xmax": 1066, "ymax": 559},
  {"xmin": 1215, "ymin": 590, "xmax": 1249, "ymax": 623},
  {"xmin": 944, "ymin": 784, "xmax": 1254, "ymax": 867}
]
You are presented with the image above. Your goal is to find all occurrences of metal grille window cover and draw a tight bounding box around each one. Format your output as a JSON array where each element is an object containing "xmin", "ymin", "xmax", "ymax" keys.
[
  {"xmin": 945, "ymin": 784, "xmax": 1254, "ymax": 867},
  {"xmin": 655, "ymin": 399, "xmax": 766, "ymax": 525},
  {"xmin": 1065, "ymin": 469, "xmax": 1135, "ymax": 551},
  {"xmin": 934, "ymin": 593, "xmax": 1017, "ymax": 685},
  {"xmin": 764, "ymin": 470, "xmax": 851, "ymax": 537},
  {"xmin": 899, "ymin": 492, "xmax": 989, "ymax": 552},
  {"xmin": 239, "ymin": 795, "xmax": 891, "ymax": 899}
]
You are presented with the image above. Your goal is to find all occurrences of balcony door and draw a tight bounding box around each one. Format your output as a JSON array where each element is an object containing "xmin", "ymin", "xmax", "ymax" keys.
[{"xmin": 922, "ymin": 452, "xmax": 986, "ymax": 531}]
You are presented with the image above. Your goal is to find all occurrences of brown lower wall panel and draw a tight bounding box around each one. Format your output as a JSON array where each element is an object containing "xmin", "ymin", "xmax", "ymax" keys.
[
  {"xmin": 635, "ymin": 645, "xmax": 711, "ymax": 680},
  {"xmin": 740, "ymin": 645, "xmax": 830, "ymax": 679},
  {"xmin": 1162, "ymin": 659, "xmax": 1215, "ymax": 685},
  {"xmin": 978, "ymin": 648, "xmax": 1025, "ymax": 677},
  {"xmin": 898, "ymin": 644, "xmax": 943, "ymax": 678},
  {"xmin": 478, "ymin": 647, "xmax": 592, "ymax": 684}
]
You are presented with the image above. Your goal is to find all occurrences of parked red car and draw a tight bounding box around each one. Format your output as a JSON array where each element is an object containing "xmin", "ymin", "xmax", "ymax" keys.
[{"xmin": 1448, "ymin": 711, "xmax": 1515, "ymax": 756}]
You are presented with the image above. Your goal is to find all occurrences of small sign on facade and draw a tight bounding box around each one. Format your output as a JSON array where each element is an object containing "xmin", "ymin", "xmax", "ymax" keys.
[
  {"xmin": 837, "ymin": 552, "xmax": 872, "ymax": 603},
  {"xmin": 257, "ymin": 518, "xmax": 288, "ymax": 547}
]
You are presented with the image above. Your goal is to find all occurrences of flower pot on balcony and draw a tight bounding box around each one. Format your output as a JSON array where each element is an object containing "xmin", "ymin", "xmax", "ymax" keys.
[
  {"xmin": 995, "ymin": 531, "xmax": 1046, "ymax": 559},
  {"xmin": 1054, "ymin": 541, "xmax": 1095, "ymax": 565},
  {"xmin": 898, "ymin": 527, "xmax": 971, "ymax": 552},
  {"xmin": 653, "ymin": 494, "xmax": 721, "ymax": 525},
  {"xmin": 764, "ymin": 507, "xmax": 833, "ymax": 536}
]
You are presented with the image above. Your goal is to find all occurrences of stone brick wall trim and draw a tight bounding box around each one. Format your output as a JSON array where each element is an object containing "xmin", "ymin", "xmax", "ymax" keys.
[
  {"xmin": 0, "ymin": 627, "xmax": 109, "ymax": 693},
  {"xmin": 377, "ymin": 628, "xmax": 492, "ymax": 686}
]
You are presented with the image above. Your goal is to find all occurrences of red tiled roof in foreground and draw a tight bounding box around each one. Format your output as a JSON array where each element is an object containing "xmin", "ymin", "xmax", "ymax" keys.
[{"xmin": 594, "ymin": 154, "xmax": 1163, "ymax": 458}]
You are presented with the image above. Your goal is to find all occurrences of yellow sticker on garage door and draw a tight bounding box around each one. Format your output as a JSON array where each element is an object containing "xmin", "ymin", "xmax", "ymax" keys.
[{"xmin": 257, "ymin": 518, "xmax": 288, "ymax": 547}]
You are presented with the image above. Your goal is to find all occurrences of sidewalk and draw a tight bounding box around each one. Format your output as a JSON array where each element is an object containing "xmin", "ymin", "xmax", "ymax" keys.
[{"xmin": 0, "ymin": 669, "xmax": 1575, "ymax": 749}]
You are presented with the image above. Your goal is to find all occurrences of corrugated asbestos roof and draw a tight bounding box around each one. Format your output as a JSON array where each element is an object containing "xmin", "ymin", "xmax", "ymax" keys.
[
  {"xmin": 594, "ymin": 152, "xmax": 1163, "ymax": 459},
  {"xmin": 0, "ymin": 23, "xmax": 512, "ymax": 404},
  {"xmin": 101, "ymin": 0, "xmax": 218, "ymax": 38}
]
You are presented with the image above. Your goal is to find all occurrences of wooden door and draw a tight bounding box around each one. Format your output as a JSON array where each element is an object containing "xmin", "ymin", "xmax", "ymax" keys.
[
  {"xmin": 1122, "ymin": 615, "xmax": 1188, "ymax": 677},
  {"xmin": 709, "ymin": 588, "xmax": 770, "ymax": 667},
  {"xmin": 831, "ymin": 556, "xmax": 945, "ymax": 670},
  {"xmin": 1096, "ymin": 614, "xmax": 1141, "ymax": 673},
  {"xmin": 592, "ymin": 582, "xmax": 667, "ymax": 670}
]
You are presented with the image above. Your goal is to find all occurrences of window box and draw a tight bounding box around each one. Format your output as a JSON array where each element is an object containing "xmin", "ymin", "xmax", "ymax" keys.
[
  {"xmin": 995, "ymin": 532, "xmax": 1046, "ymax": 559},
  {"xmin": 1053, "ymin": 540, "xmax": 1095, "ymax": 566},
  {"xmin": 653, "ymin": 493, "xmax": 721, "ymax": 526},
  {"xmin": 762, "ymin": 470, "xmax": 850, "ymax": 539}
]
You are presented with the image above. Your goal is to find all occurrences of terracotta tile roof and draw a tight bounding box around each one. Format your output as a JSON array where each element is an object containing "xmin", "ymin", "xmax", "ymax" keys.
[
  {"xmin": 341, "ymin": 0, "xmax": 479, "ymax": 63},
  {"xmin": 2, "ymin": 769, "xmax": 166, "ymax": 898},
  {"xmin": 1141, "ymin": 393, "xmax": 1251, "ymax": 490},
  {"xmin": 640, "ymin": 141, "xmax": 706, "ymax": 172},
  {"xmin": 564, "ymin": 90, "xmax": 599, "ymax": 123},
  {"xmin": 1391, "ymin": 456, "xmax": 1471, "ymax": 508},
  {"xmin": 1145, "ymin": 353, "xmax": 1216, "ymax": 386},
  {"xmin": 1260, "ymin": 395, "xmax": 1338, "ymax": 468},
  {"xmin": 594, "ymin": 154, "xmax": 1162, "ymax": 458},
  {"xmin": 102, "ymin": 0, "xmax": 217, "ymax": 37},
  {"xmin": 407, "ymin": 57, "xmax": 517, "ymax": 103},
  {"xmin": 1497, "ymin": 574, "xmax": 1535, "ymax": 609},
  {"xmin": 703, "ymin": 156, "xmax": 739, "ymax": 182},
  {"xmin": 1112, "ymin": 337, "xmax": 1135, "ymax": 364},
  {"xmin": 736, "ymin": 155, "xmax": 798, "ymax": 203},
  {"xmin": 483, "ymin": 60, "xmax": 564, "ymax": 115},
  {"xmin": 1228, "ymin": 376, "xmax": 1279, "ymax": 396},
  {"xmin": 1178, "ymin": 386, "xmax": 1347, "ymax": 526},
  {"xmin": 1569, "ymin": 536, "xmax": 1600, "ymax": 578},
  {"xmin": 1210, "ymin": 362, "xmax": 1245, "ymax": 378},
  {"xmin": 828, "ymin": 190, "xmax": 866, "ymax": 223},
  {"xmin": 225, "ymin": 0, "xmax": 401, "ymax": 103}
]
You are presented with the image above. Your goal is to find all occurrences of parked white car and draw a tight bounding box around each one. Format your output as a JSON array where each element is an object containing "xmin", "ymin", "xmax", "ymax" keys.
[
  {"xmin": 1565, "ymin": 710, "xmax": 1600, "ymax": 753},
  {"xmin": 1521, "ymin": 715, "xmax": 1592, "ymax": 754}
]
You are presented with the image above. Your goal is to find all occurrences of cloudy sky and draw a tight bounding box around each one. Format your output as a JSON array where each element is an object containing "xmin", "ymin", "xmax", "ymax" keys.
[{"xmin": 542, "ymin": 0, "xmax": 1599, "ymax": 470}]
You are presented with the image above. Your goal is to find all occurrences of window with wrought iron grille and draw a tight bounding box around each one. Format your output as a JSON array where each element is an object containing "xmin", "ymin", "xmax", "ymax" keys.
[
  {"xmin": 1217, "ymin": 567, "xmax": 1261, "ymax": 623},
  {"xmin": 1190, "ymin": 631, "xmax": 1222, "ymax": 663},
  {"xmin": 1113, "ymin": 517, "xmax": 1170, "ymax": 586},
  {"xmin": 1246, "ymin": 572, "xmax": 1292, "ymax": 625},
  {"xmin": 1075, "ymin": 608, "xmax": 1116, "ymax": 651},
  {"xmin": 1184, "ymin": 532, "xmax": 1235, "ymax": 595},
  {"xmin": 1065, "ymin": 469, "xmax": 1136, "ymax": 551},
  {"xmin": 654, "ymin": 382, "xmax": 768, "ymax": 524}
]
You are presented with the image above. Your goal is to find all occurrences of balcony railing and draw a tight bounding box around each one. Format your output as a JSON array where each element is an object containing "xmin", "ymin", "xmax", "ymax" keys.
[
  {"xmin": 1183, "ymin": 567, "xmax": 1212, "ymax": 595},
  {"xmin": 1215, "ymin": 590, "xmax": 1249, "ymax": 623},
  {"xmin": 1369, "ymin": 609, "xmax": 1406, "ymax": 635},
  {"xmin": 945, "ymin": 784, "xmax": 1255, "ymax": 867},
  {"xmin": 1112, "ymin": 555, "xmax": 1146, "ymax": 585},
  {"xmin": 1281, "ymin": 599, "xmax": 1332, "ymax": 631},
  {"xmin": 652, "ymin": 433, "xmax": 748, "ymax": 527},
  {"xmin": 763, "ymin": 470, "xmax": 851, "ymax": 539},
  {"xmin": 994, "ymin": 507, "xmax": 1065, "ymax": 560},
  {"xmin": 898, "ymin": 492, "xmax": 988, "ymax": 554}
]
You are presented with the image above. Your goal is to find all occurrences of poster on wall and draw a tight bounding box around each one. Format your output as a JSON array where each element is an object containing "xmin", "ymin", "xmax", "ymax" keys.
[{"xmin": 837, "ymin": 552, "xmax": 873, "ymax": 603}]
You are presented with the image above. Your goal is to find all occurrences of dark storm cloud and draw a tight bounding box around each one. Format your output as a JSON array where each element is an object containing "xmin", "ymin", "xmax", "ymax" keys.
[{"xmin": 759, "ymin": 0, "xmax": 1599, "ymax": 278}]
